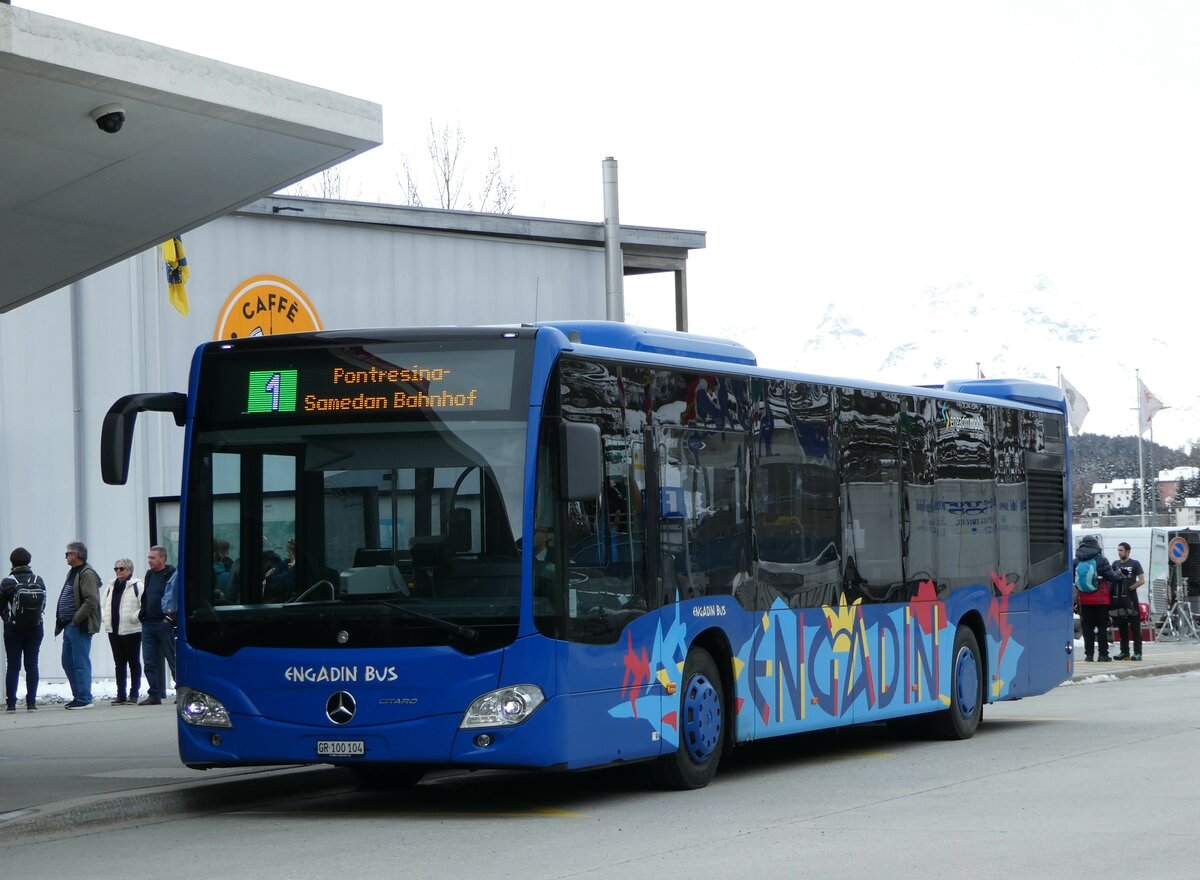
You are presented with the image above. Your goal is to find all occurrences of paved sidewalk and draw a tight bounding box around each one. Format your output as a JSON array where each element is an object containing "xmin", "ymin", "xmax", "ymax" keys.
[
  {"xmin": 0, "ymin": 695, "xmax": 350, "ymax": 844},
  {"xmin": 1068, "ymin": 634, "xmax": 1200, "ymax": 682},
  {"xmin": 3, "ymin": 637, "xmax": 1200, "ymax": 845}
]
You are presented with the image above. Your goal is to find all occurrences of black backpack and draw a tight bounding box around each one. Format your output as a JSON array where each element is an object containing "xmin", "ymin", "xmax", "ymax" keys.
[{"xmin": 6, "ymin": 573, "xmax": 47, "ymax": 629}]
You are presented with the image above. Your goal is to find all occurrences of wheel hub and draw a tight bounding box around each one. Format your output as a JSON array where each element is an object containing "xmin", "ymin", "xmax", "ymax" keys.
[{"xmin": 682, "ymin": 672, "xmax": 722, "ymax": 764}]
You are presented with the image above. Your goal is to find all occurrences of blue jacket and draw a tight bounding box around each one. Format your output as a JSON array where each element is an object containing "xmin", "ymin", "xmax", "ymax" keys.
[
  {"xmin": 163, "ymin": 570, "xmax": 177, "ymax": 617},
  {"xmin": 1074, "ymin": 537, "xmax": 1116, "ymax": 604}
]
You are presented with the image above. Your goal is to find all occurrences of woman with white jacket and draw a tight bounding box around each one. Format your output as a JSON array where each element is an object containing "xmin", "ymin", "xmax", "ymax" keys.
[{"xmin": 102, "ymin": 558, "xmax": 143, "ymax": 704}]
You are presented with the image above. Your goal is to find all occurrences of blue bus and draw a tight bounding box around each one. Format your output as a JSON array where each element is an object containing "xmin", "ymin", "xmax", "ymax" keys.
[{"xmin": 101, "ymin": 321, "xmax": 1074, "ymax": 789}]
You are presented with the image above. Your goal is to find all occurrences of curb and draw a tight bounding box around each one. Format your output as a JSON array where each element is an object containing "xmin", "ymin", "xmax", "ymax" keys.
[
  {"xmin": 1067, "ymin": 659, "xmax": 1200, "ymax": 684},
  {"xmin": 0, "ymin": 765, "xmax": 351, "ymax": 846}
]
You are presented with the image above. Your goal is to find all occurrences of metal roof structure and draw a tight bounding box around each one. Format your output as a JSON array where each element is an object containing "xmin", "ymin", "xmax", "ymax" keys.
[
  {"xmin": 0, "ymin": 3, "xmax": 383, "ymax": 313},
  {"xmin": 242, "ymin": 196, "xmax": 705, "ymax": 268},
  {"xmin": 241, "ymin": 197, "xmax": 706, "ymax": 329}
]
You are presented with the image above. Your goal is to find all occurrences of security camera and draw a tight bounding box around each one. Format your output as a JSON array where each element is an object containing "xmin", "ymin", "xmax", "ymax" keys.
[{"xmin": 90, "ymin": 103, "xmax": 126, "ymax": 134}]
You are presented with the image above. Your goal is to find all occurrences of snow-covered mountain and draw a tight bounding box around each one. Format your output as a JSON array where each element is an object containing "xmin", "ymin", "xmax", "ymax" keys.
[{"xmin": 696, "ymin": 276, "xmax": 1195, "ymax": 450}]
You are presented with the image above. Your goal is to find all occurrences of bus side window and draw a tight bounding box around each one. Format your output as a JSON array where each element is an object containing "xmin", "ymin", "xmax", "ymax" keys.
[
  {"xmin": 749, "ymin": 379, "xmax": 841, "ymax": 610},
  {"xmin": 658, "ymin": 427, "xmax": 748, "ymax": 604}
]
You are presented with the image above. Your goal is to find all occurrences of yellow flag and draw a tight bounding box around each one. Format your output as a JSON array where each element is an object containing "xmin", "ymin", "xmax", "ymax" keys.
[{"xmin": 163, "ymin": 236, "xmax": 190, "ymax": 316}]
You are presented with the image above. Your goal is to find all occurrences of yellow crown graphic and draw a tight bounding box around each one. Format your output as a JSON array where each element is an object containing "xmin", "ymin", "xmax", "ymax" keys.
[{"xmin": 823, "ymin": 593, "xmax": 861, "ymax": 652}]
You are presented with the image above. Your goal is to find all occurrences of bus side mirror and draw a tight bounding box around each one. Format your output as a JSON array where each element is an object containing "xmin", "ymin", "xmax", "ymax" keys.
[
  {"xmin": 101, "ymin": 392, "xmax": 188, "ymax": 485},
  {"xmin": 560, "ymin": 421, "xmax": 602, "ymax": 501}
]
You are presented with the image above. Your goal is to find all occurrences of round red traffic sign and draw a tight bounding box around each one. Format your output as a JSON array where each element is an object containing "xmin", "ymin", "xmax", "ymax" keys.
[{"xmin": 1168, "ymin": 536, "xmax": 1189, "ymax": 564}]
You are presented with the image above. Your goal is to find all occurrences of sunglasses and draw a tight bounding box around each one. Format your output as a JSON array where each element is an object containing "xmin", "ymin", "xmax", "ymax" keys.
[{"xmin": 114, "ymin": 566, "xmax": 128, "ymax": 572}]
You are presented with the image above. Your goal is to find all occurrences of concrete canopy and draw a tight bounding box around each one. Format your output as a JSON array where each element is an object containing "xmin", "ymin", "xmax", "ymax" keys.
[{"xmin": 0, "ymin": 4, "xmax": 383, "ymax": 313}]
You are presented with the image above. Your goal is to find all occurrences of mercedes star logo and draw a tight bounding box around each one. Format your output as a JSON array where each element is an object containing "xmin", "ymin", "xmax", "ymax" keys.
[{"xmin": 325, "ymin": 691, "xmax": 356, "ymax": 725}]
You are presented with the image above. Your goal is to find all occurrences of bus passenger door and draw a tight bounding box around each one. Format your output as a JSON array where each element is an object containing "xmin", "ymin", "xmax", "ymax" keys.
[{"xmin": 554, "ymin": 407, "xmax": 659, "ymax": 768}]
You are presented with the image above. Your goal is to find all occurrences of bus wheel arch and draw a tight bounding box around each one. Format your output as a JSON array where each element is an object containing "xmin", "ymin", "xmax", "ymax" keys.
[
  {"xmin": 934, "ymin": 618, "xmax": 985, "ymax": 740},
  {"xmin": 655, "ymin": 630, "xmax": 731, "ymax": 790}
]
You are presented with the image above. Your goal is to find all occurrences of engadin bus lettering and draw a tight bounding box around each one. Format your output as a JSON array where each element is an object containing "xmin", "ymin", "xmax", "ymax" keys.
[
  {"xmin": 611, "ymin": 572, "xmax": 1025, "ymax": 744},
  {"xmin": 283, "ymin": 665, "xmax": 400, "ymax": 683}
]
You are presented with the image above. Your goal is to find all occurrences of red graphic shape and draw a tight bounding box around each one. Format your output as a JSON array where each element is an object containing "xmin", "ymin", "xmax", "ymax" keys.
[
  {"xmin": 620, "ymin": 630, "xmax": 651, "ymax": 718},
  {"xmin": 987, "ymin": 571, "xmax": 1016, "ymax": 668},
  {"xmin": 909, "ymin": 579, "xmax": 943, "ymax": 635}
]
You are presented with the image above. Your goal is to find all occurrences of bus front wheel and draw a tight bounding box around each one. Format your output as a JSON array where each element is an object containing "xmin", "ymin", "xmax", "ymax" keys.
[
  {"xmin": 933, "ymin": 625, "xmax": 983, "ymax": 740},
  {"xmin": 654, "ymin": 647, "xmax": 725, "ymax": 790}
]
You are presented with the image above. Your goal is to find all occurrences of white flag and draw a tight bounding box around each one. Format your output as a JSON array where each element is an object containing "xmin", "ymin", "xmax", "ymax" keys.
[
  {"xmin": 1137, "ymin": 377, "xmax": 1165, "ymax": 434},
  {"xmin": 1060, "ymin": 373, "xmax": 1089, "ymax": 434}
]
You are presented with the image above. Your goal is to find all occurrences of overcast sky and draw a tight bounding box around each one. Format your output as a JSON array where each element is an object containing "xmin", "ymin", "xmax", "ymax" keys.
[{"xmin": 22, "ymin": 0, "xmax": 1200, "ymax": 442}]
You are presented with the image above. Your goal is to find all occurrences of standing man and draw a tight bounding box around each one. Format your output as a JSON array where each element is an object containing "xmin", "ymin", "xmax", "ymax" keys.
[
  {"xmin": 1112, "ymin": 541, "xmax": 1146, "ymax": 661},
  {"xmin": 55, "ymin": 542, "xmax": 101, "ymax": 709},
  {"xmin": 139, "ymin": 545, "xmax": 176, "ymax": 706},
  {"xmin": 1073, "ymin": 534, "xmax": 1117, "ymax": 663}
]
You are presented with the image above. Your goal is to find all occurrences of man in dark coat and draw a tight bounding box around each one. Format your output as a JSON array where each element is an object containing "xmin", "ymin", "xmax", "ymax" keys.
[
  {"xmin": 139, "ymin": 545, "xmax": 177, "ymax": 706},
  {"xmin": 56, "ymin": 541, "xmax": 101, "ymax": 708}
]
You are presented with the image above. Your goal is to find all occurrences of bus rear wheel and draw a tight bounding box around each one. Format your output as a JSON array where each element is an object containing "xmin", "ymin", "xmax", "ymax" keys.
[
  {"xmin": 654, "ymin": 647, "xmax": 725, "ymax": 790},
  {"xmin": 932, "ymin": 625, "xmax": 983, "ymax": 740}
]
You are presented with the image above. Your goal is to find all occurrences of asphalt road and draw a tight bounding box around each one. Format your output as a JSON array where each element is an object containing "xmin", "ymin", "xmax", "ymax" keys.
[{"xmin": 3, "ymin": 668, "xmax": 1198, "ymax": 879}]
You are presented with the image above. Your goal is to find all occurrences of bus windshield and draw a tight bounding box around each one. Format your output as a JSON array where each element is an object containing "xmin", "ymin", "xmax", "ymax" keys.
[{"xmin": 183, "ymin": 337, "xmax": 533, "ymax": 655}]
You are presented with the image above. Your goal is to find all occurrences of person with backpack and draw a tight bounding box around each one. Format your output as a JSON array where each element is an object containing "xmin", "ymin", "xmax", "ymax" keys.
[
  {"xmin": 1, "ymin": 547, "xmax": 47, "ymax": 711},
  {"xmin": 102, "ymin": 558, "xmax": 143, "ymax": 704},
  {"xmin": 1074, "ymin": 534, "xmax": 1118, "ymax": 663}
]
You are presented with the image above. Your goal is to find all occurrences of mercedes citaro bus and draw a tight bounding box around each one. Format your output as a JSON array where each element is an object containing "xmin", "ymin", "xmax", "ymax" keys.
[{"xmin": 101, "ymin": 321, "xmax": 1073, "ymax": 789}]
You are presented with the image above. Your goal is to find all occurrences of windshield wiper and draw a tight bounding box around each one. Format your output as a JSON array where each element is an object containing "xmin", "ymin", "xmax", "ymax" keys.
[
  {"xmin": 357, "ymin": 599, "xmax": 480, "ymax": 643},
  {"xmin": 201, "ymin": 597, "xmax": 480, "ymax": 644}
]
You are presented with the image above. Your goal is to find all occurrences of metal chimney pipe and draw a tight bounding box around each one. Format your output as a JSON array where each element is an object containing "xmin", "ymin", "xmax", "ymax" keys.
[{"xmin": 602, "ymin": 157, "xmax": 624, "ymax": 321}]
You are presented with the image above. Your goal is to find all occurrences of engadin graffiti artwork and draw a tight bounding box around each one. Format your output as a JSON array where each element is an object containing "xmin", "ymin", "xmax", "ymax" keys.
[{"xmin": 609, "ymin": 572, "xmax": 1029, "ymax": 747}]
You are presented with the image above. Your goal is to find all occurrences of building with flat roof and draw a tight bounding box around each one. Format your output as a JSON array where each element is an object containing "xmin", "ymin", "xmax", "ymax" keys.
[{"xmin": 0, "ymin": 196, "xmax": 705, "ymax": 682}]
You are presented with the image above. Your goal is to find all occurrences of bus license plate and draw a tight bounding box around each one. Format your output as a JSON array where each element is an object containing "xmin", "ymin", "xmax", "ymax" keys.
[{"xmin": 317, "ymin": 740, "xmax": 365, "ymax": 757}]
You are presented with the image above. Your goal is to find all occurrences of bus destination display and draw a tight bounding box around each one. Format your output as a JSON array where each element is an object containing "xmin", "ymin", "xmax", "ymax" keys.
[{"xmin": 239, "ymin": 347, "xmax": 517, "ymax": 416}]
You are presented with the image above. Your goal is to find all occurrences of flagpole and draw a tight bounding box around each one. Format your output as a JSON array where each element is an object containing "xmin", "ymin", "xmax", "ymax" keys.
[
  {"xmin": 1137, "ymin": 369, "xmax": 1146, "ymax": 526},
  {"xmin": 1150, "ymin": 421, "xmax": 1157, "ymax": 522}
]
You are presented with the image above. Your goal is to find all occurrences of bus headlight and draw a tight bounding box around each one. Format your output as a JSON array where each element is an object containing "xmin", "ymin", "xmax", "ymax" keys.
[
  {"xmin": 460, "ymin": 684, "xmax": 545, "ymax": 729},
  {"xmin": 177, "ymin": 687, "xmax": 233, "ymax": 729}
]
